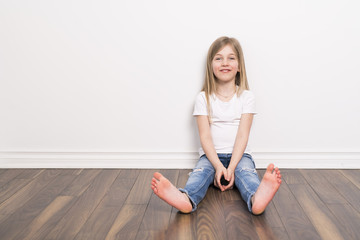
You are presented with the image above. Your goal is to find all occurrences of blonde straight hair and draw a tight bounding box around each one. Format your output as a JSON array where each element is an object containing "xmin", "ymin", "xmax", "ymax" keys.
[{"xmin": 202, "ymin": 36, "xmax": 250, "ymax": 122}]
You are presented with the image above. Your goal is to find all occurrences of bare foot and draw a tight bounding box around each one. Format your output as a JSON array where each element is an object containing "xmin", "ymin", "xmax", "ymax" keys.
[
  {"xmin": 252, "ymin": 163, "xmax": 282, "ymax": 215},
  {"xmin": 151, "ymin": 172, "xmax": 192, "ymax": 213}
]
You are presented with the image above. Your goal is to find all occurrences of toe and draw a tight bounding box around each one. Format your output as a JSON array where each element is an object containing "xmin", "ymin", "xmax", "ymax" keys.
[
  {"xmin": 154, "ymin": 172, "xmax": 162, "ymax": 180},
  {"xmin": 151, "ymin": 181, "xmax": 156, "ymax": 187},
  {"xmin": 266, "ymin": 163, "xmax": 275, "ymax": 173}
]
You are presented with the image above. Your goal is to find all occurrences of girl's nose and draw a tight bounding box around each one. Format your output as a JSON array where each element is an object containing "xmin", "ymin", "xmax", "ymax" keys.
[{"xmin": 222, "ymin": 60, "xmax": 229, "ymax": 66}]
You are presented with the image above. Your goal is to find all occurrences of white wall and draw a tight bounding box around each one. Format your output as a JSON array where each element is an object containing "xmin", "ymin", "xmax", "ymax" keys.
[{"xmin": 1, "ymin": 0, "xmax": 359, "ymax": 168}]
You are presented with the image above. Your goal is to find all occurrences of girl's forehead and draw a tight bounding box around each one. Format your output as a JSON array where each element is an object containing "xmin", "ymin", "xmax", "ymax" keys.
[{"xmin": 216, "ymin": 44, "xmax": 236, "ymax": 55}]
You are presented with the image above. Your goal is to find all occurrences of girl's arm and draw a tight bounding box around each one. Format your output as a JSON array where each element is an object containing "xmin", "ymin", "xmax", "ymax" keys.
[
  {"xmin": 224, "ymin": 113, "xmax": 254, "ymax": 189},
  {"xmin": 196, "ymin": 115, "xmax": 228, "ymax": 191}
]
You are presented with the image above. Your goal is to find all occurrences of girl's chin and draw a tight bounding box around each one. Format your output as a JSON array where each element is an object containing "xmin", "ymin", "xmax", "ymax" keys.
[{"xmin": 215, "ymin": 78, "xmax": 236, "ymax": 83}]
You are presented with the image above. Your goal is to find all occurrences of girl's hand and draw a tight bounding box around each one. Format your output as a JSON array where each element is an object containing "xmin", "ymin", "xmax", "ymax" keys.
[
  {"xmin": 223, "ymin": 168, "xmax": 235, "ymax": 191},
  {"xmin": 214, "ymin": 166, "xmax": 227, "ymax": 192}
]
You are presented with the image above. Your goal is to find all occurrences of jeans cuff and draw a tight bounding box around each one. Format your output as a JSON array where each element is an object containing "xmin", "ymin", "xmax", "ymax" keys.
[
  {"xmin": 247, "ymin": 192, "xmax": 255, "ymax": 213},
  {"xmin": 178, "ymin": 188, "xmax": 197, "ymax": 212}
]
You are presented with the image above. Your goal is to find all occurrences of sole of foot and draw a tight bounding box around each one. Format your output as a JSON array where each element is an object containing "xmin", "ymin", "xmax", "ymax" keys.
[
  {"xmin": 252, "ymin": 163, "xmax": 282, "ymax": 215},
  {"xmin": 151, "ymin": 172, "xmax": 193, "ymax": 213}
]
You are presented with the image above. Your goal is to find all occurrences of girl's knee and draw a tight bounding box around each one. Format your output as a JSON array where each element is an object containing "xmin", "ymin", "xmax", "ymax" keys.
[
  {"xmin": 235, "ymin": 155, "xmax": 259, "ymax": 181},
  {"xmin": 236, "ymin": 154, "xmax": 256, "ymax": 172},
  {"xmin": 194, "ymin": 155, "xmax": 215, "ymax": 171},
  {"xmin": 190, "ymin": 167, "xmax": 214, "ymax": 177},
  {"xmin": 190, "ymin": 156, "xmax": 215, "ymax": 179}
]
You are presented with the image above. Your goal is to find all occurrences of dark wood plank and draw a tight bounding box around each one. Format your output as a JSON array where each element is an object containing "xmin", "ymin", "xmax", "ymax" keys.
[
  {"xmin": 0, "ymin": 174, "xmax": 77, "ymax": 240},
  {"xmin": 119, "ymin": 168, "xmax": 142, "ymax": 179},
  {"xmin": 196, "ymin": 186, "xmax": 227, "ymax": 240},
  {"xmin": 0, "ymin": 178, "xmax": 33, "ymax": 204},
  {"xmin": 224, "ymin": 200, "xmax": 259, "ymax": 240},
  {"xmin": 105, "ymin": 170, "xmax": 155, "ymax": 240},
  {"xmin": 15, "ymin": 169, "xmax": 44, "ymax": 179},
  {"xmin": 138, "ymin": 170, "xmax": 179, "ymax": 233},
  {"xmin": 135, "ymin": 230, "xmax": 166, "ymax": 240},
  {"xmin": 0, "ymin": 214, "xmax": 8, "ymax": 225},
  {"xmin": 273, "ymin": 170, "xmax": 321, "ymax": 240},
  {"xmin": 61, "ymin": 169, "xmax": 102, "ymax": 196},
  {"xmin": 103, "ymin": 169, "xmax": 141, "ymax": 208},
  {"xmin": 45, "ymin": 169, "xmax": 120, "ymax": 240},
  {"xmin": 326, "ymin": 203, "xmax": 360, "ymax": 240},
  {"xmin": 166, "ymin": 212, "xmax": 197, "ymax": 240},
  {"xmin": 288, "ymin": 182, "xmax": 350, "ymax": 240},
  {"xmin": 17, "ymin": 196, "xmax": 76, "ymax": 240},
  {"xmin": 21, "ymin": 169, "xmax": 103, "ymax": 238},
  {"xmin": 281, "ymin": 169, "xmax": 308, "ymax": 185},
  {"xmin": 251, "ymin": 208, "xmax": 288, "ymax": 240},
  {"xmin": 300, "ymin": 169, "xmax": 348, "ymax": 204},
  {"xmin": 125, "ymin": 169, "xmax": 155, "ymax": 205},
  {"xmin": 340, "ymin": 169, "xmax": 360, "ymax": 189},
  {"xmin": 0, "ymin": 169, "xmax": 25, "ymax": 184},
  {"xmin": 105, "ymin": 204, "xmax": 147, "ymax": 240},
  {"xmin": 59, "ymin": 169, "xmax": 84, "ymax": 176},
  {"xmin": 320, "ymin": 170, "xmax": 360, "ymax": 212},
  {"xmin": 0, "ymin": 169, "xmax": 62, "ymax": 216},
  {"xmin": 17, "ymin": 169, "xmax": 102, "ymax": 240},
  {"xmin": 220, "ymin": 186, "xmax": 242, "ymax": 201},
  {"xmin": 298, "ymin": 169, "xmax": 326, "ymax": 183},
  {"xmin": 74, "ymin": 170, "xmax": 140, "ymax": 240},
  {"xmin": 271, "ymin": 228, "xmax": 291, "ymax": 240},
  {"xmin": 75, "ymin": 207, "xmax": 120, "ymax": 240}
]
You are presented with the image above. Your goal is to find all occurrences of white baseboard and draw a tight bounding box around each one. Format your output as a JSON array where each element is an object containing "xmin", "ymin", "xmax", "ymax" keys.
[
  {"xmin": 0, "ymin": 151, "xmax": 359, "ymax": 169},
  {"xmin": 252, "ymin": 152, "xmax": 360, "ymax": 169},
  {"xmin": 0, "ymin": 152, "xmax": 198, "ymax": 169}
]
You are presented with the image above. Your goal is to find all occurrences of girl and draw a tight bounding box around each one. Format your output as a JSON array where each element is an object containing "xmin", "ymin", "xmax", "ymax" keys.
[{"xmin": 151, "ymin": 36, "xmax": 281, "ymax": 215}]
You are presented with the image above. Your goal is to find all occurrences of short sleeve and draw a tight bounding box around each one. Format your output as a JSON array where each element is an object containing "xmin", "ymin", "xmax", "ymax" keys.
[
  {"xmin": 193, "ymin": 92, "xmax": 208, "ymax": 116},
  {"xmin": 242, "ymin": 91, "xmax": 257, "ymax": 114}
]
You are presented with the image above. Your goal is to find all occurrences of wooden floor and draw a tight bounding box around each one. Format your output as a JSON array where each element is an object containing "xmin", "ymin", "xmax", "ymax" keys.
[{"xmin": 0, "ymin": 169, "xmax": 359, "ymax": 240}]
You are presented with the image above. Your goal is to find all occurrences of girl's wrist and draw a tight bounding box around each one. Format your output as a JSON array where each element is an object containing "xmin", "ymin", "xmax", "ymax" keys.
[
  {"xmin": 228, "ymin": 164, "xmax": 236, "ymax": 172},
  {"xmin": 214, "ymin": 163, "xmax": 224, "ymax": 171}
]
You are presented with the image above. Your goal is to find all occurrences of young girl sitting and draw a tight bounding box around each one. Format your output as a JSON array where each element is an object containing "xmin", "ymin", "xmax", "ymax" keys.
[{"xmin": 151, "ymin": 36, "xmax": 281, "ymax": 215}]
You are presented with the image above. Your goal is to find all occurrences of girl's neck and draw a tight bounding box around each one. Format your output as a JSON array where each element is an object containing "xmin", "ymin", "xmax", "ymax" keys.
[
  {"xmin": 216, "ymin": 82, "xmax": 236, "ymax": 95},
  {"xmin": 215, "ymin": 82, "xmax": 237, "ymax": 100}
]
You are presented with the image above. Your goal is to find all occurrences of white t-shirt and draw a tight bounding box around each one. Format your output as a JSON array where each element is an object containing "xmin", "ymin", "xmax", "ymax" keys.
[{"xmin": 193, "ymin": 90, "xmax": 257, "ymax": 156}]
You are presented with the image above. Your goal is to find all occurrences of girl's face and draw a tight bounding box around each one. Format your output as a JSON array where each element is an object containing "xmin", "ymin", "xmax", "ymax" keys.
[{"xmin": 212, "ymin": 44, "xmax": 239, "ymax": 84}]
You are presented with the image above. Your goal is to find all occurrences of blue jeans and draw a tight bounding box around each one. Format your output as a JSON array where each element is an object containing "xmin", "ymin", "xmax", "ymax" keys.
[{"xmin": 179, "ymin": 153, "xmax": 260, "ymax": 213}]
